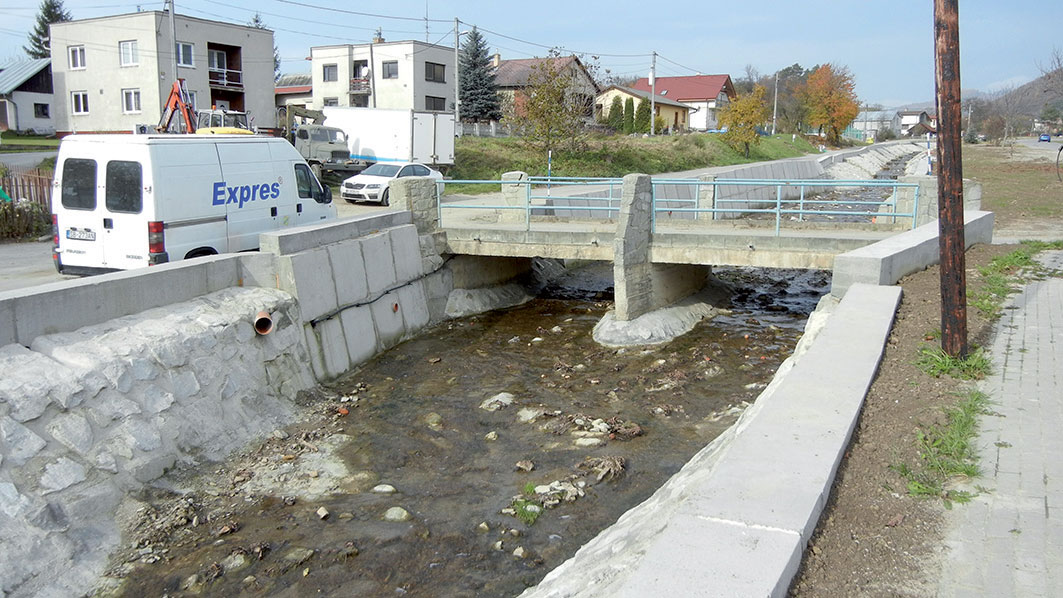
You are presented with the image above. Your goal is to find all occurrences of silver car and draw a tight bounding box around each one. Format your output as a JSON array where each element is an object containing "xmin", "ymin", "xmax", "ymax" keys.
[{"xmin": 340, "ymin": 162, "xmax": 443, "ymax": 205}]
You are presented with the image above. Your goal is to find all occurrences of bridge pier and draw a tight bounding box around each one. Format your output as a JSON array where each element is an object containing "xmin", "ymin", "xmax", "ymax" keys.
[{"xmin": 614, "ymin": 174, "xmax": 709, "ymax": 321}]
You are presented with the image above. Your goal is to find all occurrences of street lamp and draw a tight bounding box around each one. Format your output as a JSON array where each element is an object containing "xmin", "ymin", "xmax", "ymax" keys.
[{"xmin": 454, "ymin": 21, "xmax": 471, "ymax": 126}]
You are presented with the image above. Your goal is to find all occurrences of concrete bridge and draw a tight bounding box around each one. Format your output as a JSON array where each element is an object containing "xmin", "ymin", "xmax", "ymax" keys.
[{"xmin": 395, "ymin": 170, "xmax": 925, "ymax": 321}]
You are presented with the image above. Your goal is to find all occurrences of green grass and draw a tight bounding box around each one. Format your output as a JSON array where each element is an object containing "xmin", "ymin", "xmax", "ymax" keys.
[
  {"xmin": 916, "ymin": 345, "xmax": 991, "ymax": 380},
  {"xmin": 0, "ymin": 131, "xmax": 60, "ymax": 151},
  {"xmin": 446, "ymin": 133, "xmax": 817, "ymax": 194},
  {"xmin": 964, "ymin": 145, "xmax": 1063, "ymax": 227},
  {"xmin": 510, "ymin": 498, "xmax": 542, "ymax": 526},
  {"xmin": 969, "ymin": 241, "xmax": 1063, "ymax": 317},
  {"xmin": 891, "ymin": 390, "xmax": 991, "ymax": 507}
]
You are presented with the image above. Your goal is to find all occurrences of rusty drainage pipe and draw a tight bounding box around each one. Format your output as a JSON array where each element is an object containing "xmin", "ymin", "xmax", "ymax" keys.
[{"xmin": 254, "ymin": 311, "xmax": 274, "ymax": 335}]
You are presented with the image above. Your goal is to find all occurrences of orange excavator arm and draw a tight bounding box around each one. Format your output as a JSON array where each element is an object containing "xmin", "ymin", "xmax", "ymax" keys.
[{"xmin": 156, "ymin": 79, "xmax": 197, "ymax": 133}]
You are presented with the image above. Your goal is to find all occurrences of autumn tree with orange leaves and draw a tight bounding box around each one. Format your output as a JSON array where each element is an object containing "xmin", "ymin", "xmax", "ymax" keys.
[{"xmin": 801, "ymin": 64, "xmax": 860, "ymax": 144}]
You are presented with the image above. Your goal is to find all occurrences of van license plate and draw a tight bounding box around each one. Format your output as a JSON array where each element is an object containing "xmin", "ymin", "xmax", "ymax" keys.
[{"xmin": 66, "ymin": 229, "xmax": 96, "ymax": 241}]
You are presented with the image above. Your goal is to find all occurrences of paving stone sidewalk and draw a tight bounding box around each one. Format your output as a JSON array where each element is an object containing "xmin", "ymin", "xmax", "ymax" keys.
[{"xmin": 937, "ymin": 251, "xmax": 1063, "ymax": 597}]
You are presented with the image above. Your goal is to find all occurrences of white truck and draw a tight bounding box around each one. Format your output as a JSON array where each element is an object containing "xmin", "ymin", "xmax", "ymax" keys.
[
  {"xmin": 322, "ymin": 107, "xmax": 455, "ymax": 170},
  {"xmin": 52, "ymin": 134, "xmax": 335, "ymax": 275}
]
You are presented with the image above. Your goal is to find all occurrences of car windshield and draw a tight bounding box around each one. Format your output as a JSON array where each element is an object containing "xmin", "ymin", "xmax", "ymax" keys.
[
  {"xmin": 362, "ymin": 164, "xmax": 401, "ymax": 177},
  {"xmin": 311, "ymin": 128, "xmax": 347, "ymax": 143}
]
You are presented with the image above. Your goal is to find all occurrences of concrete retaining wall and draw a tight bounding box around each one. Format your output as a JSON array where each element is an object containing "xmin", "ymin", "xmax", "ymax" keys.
[
  {"xmin": 521, "ymin": 283, "xmax": 903, "ymax": 598},
  {"xmin": 831, "ymin": 210, "xmax": 995, "ymax": 298}
]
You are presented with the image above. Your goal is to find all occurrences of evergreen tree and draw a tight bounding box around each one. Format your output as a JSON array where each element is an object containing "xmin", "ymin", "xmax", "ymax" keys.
[
  {"xmin": 634, "ymin": 99, "xmax": 651, "ymax": 133},
  {"xmin": 458, "ymin": 27, "xmax": 501, "ymax": 122},
  {"xmin": 607, "ymin": 96, "xmax": 624, "ymax": 131},
  {"xmin": 248, "ymin": 13, "xmax": 281, "ymax": 83},
  {"xmin": 24, "ymin": 0, "xmax": 71, "ymax": 59},
  {"xmin": 623, "ymin": 97, "xmax": 635, "ymax": 134}
]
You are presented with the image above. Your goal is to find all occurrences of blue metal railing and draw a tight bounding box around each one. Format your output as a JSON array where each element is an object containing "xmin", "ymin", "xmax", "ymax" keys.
[{"xmin": 436, "ymin": 177, "xmax": 919, "ymax": 235}]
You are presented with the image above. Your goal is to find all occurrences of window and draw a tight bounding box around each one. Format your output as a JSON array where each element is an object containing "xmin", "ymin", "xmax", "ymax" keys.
[
  {"xmin": 294, "ymin": 163, "xmax": 315, "ymax": 199},
  {"xmin": 208, "ymin": 49, "xmax": 226, "ymax": 71},
  {"xmin": 119, "ymin": 40, "xmax": 138, "ymax": 66},
  {"xmin": 351, "ymin": 95, "xmax": 369, "ymax": 107},
  {"xmin": 71, "ymin": 91, "xmax": 89, "ymax": 115},
  {"xmin": 425, "ymin": 95, "xmax": 446, "ymax": 111},
  {"xmin": 176, "ymin": 42, "xmax": 194, "ymax": 67},
  {"xmin": 425, "ymin": 62, "xmax": 445, "ymax": 83},
  {"xmin": 323, "ymin": 97, "xmax": 339, "ymax": 107},
  {"xmin": 397, "ymin": 165, "xmax": 415, "ymax": 177},
  {"xmin": 33, "ymin": 103, "xmax": 49, "ymax": 118},
  {"xmin": 61, "ymin": 159, "xmax": 96, "ymax": 210},
  {"xmin": 382, "ymin": 61, "xmax": 398, "ymax": 79},
  {"xmin": 122, "ymin": 89, "xmax": 141, "ymax": 113},
  {"xmin": 322, "ymin": 64, "xmax": 337, "ymax": 82},
  {"xmin": 69, "ymin": 45, "xmax": 85, "ymax": 69},
  {"xmin": 185, "ymin": 90, "xmax": 198, "ymax": 111},
  {"xmin": 105, "ymin": 161, "xmax": 143, "ymax": 214}
]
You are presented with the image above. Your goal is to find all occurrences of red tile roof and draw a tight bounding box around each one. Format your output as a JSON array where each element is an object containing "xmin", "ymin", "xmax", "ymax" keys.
[{"xmin": 631, "ymin": 74, "xmax": 735, "ymax": 102}]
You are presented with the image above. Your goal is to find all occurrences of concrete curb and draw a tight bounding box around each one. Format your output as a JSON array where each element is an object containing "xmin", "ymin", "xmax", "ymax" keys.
[
  {"xmin": 520, "ymin": 283, "xmax": 902, "ymax": 598},
  {"xmin": 831, "ymin": 210, "xmax": 994, "ymax": 298}
]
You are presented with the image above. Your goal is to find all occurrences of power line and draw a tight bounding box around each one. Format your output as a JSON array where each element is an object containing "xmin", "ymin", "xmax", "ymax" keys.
[
  {"xmin": 273, "ymin": 0, "xmax": 449, "ymax": 23},
  {"xmin": 462, "ymin": 19, "xmax": 649, "ymax": 59},
  {"xmin": 656, "ymin": 53, "xmax": 705, "ymax": 75}
]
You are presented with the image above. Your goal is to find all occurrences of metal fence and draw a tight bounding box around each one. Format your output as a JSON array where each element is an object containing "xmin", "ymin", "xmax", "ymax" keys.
[
  {"xmin": 438, "ymin": 177, "xmax": 919, "ymax": 235},
  {"xmin": 459, "ymin": 121, "xmax": 515, "ymax": 138}
]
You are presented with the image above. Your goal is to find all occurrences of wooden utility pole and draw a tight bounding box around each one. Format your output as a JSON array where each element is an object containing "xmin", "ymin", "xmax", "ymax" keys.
[{"xmin": 934, "ymin": 0, "xmax": 968, "ymax": 357}]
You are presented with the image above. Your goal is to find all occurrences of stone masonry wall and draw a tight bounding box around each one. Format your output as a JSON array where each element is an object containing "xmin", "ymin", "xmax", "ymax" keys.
[{"xmin": 0, "ymin": 286, "xmax": 314, "ymax": 598}]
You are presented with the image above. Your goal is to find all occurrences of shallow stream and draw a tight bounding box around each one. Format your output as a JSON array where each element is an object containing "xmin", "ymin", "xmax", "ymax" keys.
[{"xmin": 110, "ymin": 264, "xmax": 829, "ymax": 597}]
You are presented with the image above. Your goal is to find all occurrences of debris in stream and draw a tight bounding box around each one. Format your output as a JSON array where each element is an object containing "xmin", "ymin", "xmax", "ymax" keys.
[{"xmin": 579, "ymin": 456, "xmax": 627, "ymax": 482}]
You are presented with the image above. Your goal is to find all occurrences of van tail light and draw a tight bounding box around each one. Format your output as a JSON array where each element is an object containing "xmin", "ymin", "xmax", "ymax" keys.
[
  {"xmin": 148, "ymin": 221, "xmax": 165, "ymax": 254},
  {"xmin": 52, "ymin": 214, "xmax": 59, "ymax": 246}
]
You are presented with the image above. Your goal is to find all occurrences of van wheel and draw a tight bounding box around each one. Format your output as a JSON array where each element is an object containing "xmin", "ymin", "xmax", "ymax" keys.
[
  {"xmin": 381, "ymin": 189, "xmax": 390, "ymax": 206},
  {"xmin": 311, "ymin": 163, "xmax": 323, "ymax": 179},
  {"xmin": 186, "ymin": 248, "xmax": 218, "ymax": 259}
]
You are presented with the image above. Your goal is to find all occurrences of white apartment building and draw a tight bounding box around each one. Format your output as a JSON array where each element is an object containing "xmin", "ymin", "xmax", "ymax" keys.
[
  {"xmin": 50, "ymin": 10, "xmax": 276, "ymax": 135},
  {"xmin": 310, "ymin": 39, "xmax": 454, "ymax": 112}
]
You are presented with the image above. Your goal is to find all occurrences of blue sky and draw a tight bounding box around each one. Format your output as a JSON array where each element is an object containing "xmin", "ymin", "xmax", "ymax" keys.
[{"xmin": 1, "ymin": 0, "xmax": 1058, "ymax": 108}]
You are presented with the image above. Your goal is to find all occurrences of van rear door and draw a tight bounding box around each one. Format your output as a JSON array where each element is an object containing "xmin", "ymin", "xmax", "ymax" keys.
[
  {"xmin": 55, "ymin": 155, "xmax": 105, "ymax": 270},
  {"xmin": 99, "ymin": 152, "xmax": 150, "ymax": 270}
]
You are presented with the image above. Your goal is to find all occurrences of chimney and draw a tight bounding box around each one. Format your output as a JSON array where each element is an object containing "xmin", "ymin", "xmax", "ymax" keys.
[
  {"xmin": 372, "ymin": 28, "xmax": 385, "ymax": 44},
  {"xmin": 491, "ymin": 53, "xmax": 501, "ymax": 68}
]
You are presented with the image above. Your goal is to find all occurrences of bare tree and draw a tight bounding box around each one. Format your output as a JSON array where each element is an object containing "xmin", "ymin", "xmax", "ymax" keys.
[{"xmin": 1038, "ymin": 47, "xmax": 1063, "ymax": 102}]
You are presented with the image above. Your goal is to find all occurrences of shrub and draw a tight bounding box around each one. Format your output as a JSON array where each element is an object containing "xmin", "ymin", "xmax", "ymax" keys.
[{"xmin": 0, "ymin": 200, "xmax": 51, "ymax": 240}]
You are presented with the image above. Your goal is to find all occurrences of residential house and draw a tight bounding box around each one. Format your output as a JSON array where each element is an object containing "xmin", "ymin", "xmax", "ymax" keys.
[
  {"xmin": 275, "ymin": 73, "xmax": 312, "ymax": 110},
  {"xmin": 50, "ymin": 10, "xmax": 276, "ymax": 135},
  {"xmin": 898, "ymin": 110, "xmax": 935, "ymax": 136},
  {"xmin": 851, "ymin": 109, "xmax": 900, "ymax": 140},
  {"xmin": 0, "ymin": 58, "xmax": 53, "ymax": 134},
  {"xmin": 631, "ymin": 75, "xmax": 735, "ymax": 131},
  {"xmin": 595, "ymin": 85, "xmax": 690, "ymax": 131},
  {"xmin": 310, "ymin": 38, "xmax": 454, "ymax": 112},
  {"xmin": 492, "ymin": 54, "xmax": 599, "ymax": 119}
]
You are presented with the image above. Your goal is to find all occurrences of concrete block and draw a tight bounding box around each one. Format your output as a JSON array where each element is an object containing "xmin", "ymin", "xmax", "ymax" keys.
[
  {"xmin": 315, "ymin": 318, "xmax": 351, "ymax": 380},
  {"xmin": 326, "ymin": 241, "xmax": 370, "ymax": 305},
  {"xmin": 390, "ymin": 225, "xmax": 425, "ymax": 284},
  {"xmin": 339, "ymin": 305, "xmax": 377, "ymax": 366},
  {"xmin": 276, "ymin": 247, "xmax": 338, "ymax": 322},
  {"xmin": 361, "ymin": 231, "xmax": 398, "ymax": 296},
  {"xmin": 370, "ymin": 291, "xmax": 406, "ymax": 350},
  {"xmin": 397, "ymin": 281, "xmax": 431, "ymax": 335},
  {"xmin": 0, "ymin": 302, "xmax": 14, "ymax": 348},
  {"xmin": 235, "ymin": 252, "xmax": 278, "ymax": 289},
  {"xmin": 301, "ymin": 324, "xmax": 327, "ymax": 381},
  {"xmin": 260, "ymin": 211, "xmax": 413, "ymax": 256}
]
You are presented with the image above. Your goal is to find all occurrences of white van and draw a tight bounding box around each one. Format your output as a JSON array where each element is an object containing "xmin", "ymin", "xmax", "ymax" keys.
[{"xmin": 52, "ymin": 134, "xmax": 335, "ymax": 275}]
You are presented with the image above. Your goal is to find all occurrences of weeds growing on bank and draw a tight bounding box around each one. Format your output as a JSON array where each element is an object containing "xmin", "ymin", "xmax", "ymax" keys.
[
  {"xmin": 969, "ymin": 240, "xmax": 1063, "ymax": 317},
  {"xmin": 891, "ymin": 390, "xmax": 991, "ymax": 507},
  {"xmin": 916, "ymin": 345, "xmax": 991, "ymax": 380}
]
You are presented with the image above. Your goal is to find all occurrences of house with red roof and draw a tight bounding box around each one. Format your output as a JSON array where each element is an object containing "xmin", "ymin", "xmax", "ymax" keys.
[
  {"xmin": 631, "ymin": 74, "xmax": 736, "ymax": 131},
  {"xmin": 275, "ymin": 73, "xmax": 312, "ymax": 111}
]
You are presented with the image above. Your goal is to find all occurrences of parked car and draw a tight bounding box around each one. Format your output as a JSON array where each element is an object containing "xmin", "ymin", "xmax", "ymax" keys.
[
  {"xmin": 1039, "ymin": 133, "xmax": 1052, "ymax": 142},
  {"xmin": 340, "ymin": 162, "xmax": 443, "ymax": 205}
]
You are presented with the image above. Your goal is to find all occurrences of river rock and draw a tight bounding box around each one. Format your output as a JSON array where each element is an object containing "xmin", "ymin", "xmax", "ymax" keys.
[
  {"xmin": 480, "ymin": 392, "xmax": 515, "ymax": 411},
  {"xmin": 513, "ymin": 546, "xmax": 527, "ymax": 559},
  {"xmin": 574, "ymin": 437, "xmax": 605, "ymax": 448},
  {"xmin": 283, "ymin": 547, "xmax": 315, "ymax": 566},
  {"xmin": 516, "ymin": 408, "xmax": 545, "ymax": 423},
  {"xmin": 372, "ymin": 484, "xmax": 397, "ymax": 494},
  {"xmin": 221, "ymin": 552, "xmax": 250, "ymax": 573},
  {"xmin": 425, "ymin": 412, "xmax": 443, "ymax": 430},
  {"xmin": 384, "ymin": 506, "xmax": 411, "ymax": 522},
  {"xmin": 484, "ymin": 431, "xmax": 499, "ymax": 441}
]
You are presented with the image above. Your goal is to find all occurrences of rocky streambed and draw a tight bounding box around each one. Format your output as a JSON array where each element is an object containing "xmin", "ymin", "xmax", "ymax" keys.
[{"xmin": 98, "ymin": 265, "xmax": 829, "ymax": 598}]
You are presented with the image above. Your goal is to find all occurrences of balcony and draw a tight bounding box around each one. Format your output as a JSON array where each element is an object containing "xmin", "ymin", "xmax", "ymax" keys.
[
  {"xmin": 350, "ymin": 78, "xmax": 371, "ymax": 94},
  {"xmin": 208, "ymin": 68, "xmax": 243, "ymax": 90}
]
